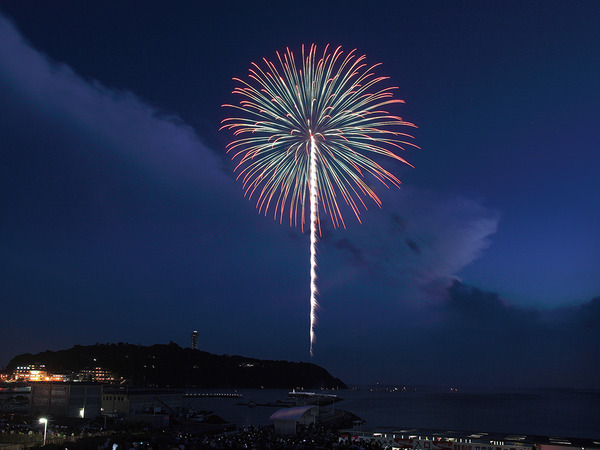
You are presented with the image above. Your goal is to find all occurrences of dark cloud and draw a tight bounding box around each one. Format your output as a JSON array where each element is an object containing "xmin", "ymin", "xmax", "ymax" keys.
[
  {"xmin": 333, "ymin": 238, "xmax": 368, "ymax": 268},
  {"xmin": 445, "ymin": 280, "xmax": 531, "ymax": 322},
  {"xmin": 405, "ymin": 239, "xmax": 421, "ymax": 254},
  {"xmin": 434, "ymin": 281, "xmax": 599, "ymax": 387},
  {"xmin": 575, "ymin": 296, "xmax": 600, "ymax": 329},
  {"xmin": 314, "ymin": 280, "xmax": 600, "ymax": 388}
]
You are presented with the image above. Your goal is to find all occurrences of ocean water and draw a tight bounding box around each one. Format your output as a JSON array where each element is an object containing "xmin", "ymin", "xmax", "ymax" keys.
[
  {"xmin": 183, "ymin": 387, "xmax": 600, "ymax": 439},
  {"xmin": 339, "ymin": 387, "xmax": 600, "ymax": 439}
]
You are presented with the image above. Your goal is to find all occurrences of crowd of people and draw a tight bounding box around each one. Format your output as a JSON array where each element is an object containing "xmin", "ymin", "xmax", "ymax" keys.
[
  {"xmin": 22, "ymin": 423, "xmax": 388, "ymax": 449},
  {"xmin": 182, "ymin": 423, "xmax": 385, "ymax": 449},
  {"xmin": 1, "ymin": 409, "xmax": 391, "ymax": 449}
]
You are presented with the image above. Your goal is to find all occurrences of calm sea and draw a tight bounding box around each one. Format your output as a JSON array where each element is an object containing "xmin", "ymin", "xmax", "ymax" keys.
[{"xmin": 183, "ymin": 387, "xmax": 600, "ymax": 440}]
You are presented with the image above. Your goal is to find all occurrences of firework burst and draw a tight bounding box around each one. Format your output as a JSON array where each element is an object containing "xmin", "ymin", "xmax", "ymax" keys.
[{"xmin": 221, "ymin": 44, "xmax": 417, "ymax": 355}]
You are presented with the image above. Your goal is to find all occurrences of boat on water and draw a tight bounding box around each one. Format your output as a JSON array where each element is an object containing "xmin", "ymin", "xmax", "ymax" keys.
[{"xmin": 288, "ymin": 389, "xmax": 342, "ymax": 405}]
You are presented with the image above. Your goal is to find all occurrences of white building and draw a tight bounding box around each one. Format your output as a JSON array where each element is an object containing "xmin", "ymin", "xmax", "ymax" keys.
[{"xmin": 269, "ymin": 405, "xmax": 318, "ymax": 435}]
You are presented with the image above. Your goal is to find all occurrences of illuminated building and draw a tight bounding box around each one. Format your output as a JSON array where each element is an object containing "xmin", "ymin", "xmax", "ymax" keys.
[
  {"xmin": 49, "ymin": 371, "xmax": 74, "ymax": 382},
  {"xmin": 78, "ymin": 367, "xmax": 116, "ymax": 383},
  {"xmin": 191, "ymin": 330, "xmax": 199, "ymax": 350},
  {"xmin": 14, "ymin": 364, "xmax": 48, "ymax": 382},
  {"xmin": 11, "ymin": 364, "xmax": 73, "ymax": 382}
]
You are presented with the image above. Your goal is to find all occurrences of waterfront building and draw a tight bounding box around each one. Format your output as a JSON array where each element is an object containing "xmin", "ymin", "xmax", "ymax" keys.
[
  {"xmin": 270, "ymin": 405, "xmax": 318, "ymax": 435},
  {"xmin": 30, "ymin": 382, "xmax": 102, "ymax": 418},
  {"xmin": 102, "ymin": 388, "xmax": 184, "ymax": 417},
  {"xmin": 338, "ymin": 429, "xmax": 595, "ymax": 450}
]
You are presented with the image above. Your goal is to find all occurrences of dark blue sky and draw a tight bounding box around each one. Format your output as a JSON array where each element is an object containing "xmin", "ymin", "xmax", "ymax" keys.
[{"xmin": 1, "ymin": 1, "xmax": 599, "ymax": 388}]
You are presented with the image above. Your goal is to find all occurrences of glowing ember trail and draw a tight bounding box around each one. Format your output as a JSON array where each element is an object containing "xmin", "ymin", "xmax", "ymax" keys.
[
  {"xmin": 221, "ymin": 44, "xmax": 417, "ymax": 355},
  {"xmin": 309, "ymin": 134, "xmax": 318, "ymax": 356}
]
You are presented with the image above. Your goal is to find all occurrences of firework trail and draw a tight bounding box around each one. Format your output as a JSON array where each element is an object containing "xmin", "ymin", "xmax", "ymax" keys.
[
  {"xmin": 309, "ymin": 135, "xmax": 318, "ymax": 352},
  {"xmin": 221, "ymin": 44, "xmax": 417, "ymax": 356}
]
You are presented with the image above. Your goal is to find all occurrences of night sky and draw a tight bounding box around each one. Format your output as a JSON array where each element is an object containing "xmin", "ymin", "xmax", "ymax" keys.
[{"xmin": 1, "ymin": 1, "xmax": 599, "ymax": 388}]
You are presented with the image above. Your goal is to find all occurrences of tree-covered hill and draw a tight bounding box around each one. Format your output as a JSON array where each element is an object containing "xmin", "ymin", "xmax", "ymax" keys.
[{"xmin": 5, "ymin": 342, "xmax": 346, "ymax": 389}]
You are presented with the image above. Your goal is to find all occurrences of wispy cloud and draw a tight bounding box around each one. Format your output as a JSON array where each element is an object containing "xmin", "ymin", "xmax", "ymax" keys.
[
  {"xmin": 0, "ymin": 15, "xmax": 228, "ymax": 193},
  {"xmin": 321, "ymin": 187, "xmax": 500, "ymax": 303}
]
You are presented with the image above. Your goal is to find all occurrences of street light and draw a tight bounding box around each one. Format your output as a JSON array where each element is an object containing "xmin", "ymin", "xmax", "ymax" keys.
[{"xmin": 38, "ymin": 418, "xmax": 47, "ymax": 446}]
